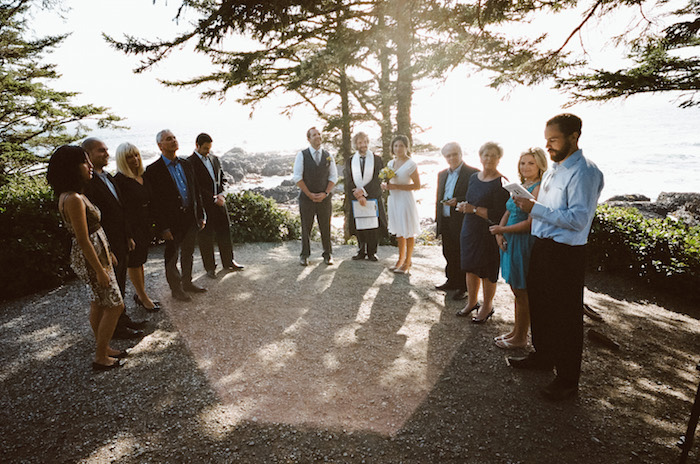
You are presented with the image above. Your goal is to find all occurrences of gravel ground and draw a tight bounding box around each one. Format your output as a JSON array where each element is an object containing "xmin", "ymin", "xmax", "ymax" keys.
[{"xmin": 1, "ymin": 242, "xmax": 699, "ymax": 463}]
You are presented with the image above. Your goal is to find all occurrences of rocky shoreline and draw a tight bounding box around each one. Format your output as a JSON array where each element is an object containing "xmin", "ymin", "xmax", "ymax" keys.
[{"xmin": 605, "ymin": 192, "xmax": 700, "ymax": 226}]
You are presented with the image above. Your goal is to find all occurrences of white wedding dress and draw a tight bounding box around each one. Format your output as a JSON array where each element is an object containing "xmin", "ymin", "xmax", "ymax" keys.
[{"xmin": 387, "ymin": 158, "xmax": 421, "ymax": 238}]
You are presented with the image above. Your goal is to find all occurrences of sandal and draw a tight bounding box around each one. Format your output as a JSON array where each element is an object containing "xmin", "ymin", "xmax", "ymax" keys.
[
  {"xmin": 456, "ymin": 302, "xmax": 480, "ymax": 317},
  {"xmin": 472, "ymin": 309, "xmax": 495, "ymax": 324},
  {"xmin": 495, "ymin": 338, "xmax": 527, "ymax": 349}
]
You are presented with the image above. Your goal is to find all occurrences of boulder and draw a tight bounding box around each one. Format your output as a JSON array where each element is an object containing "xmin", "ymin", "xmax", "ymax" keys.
[
  {"xmin": 219, "ymin": 148, "xmax": 296, "ymax": 183},
  {"xmin": 605, "ymin": 192, "xmax": 700, "ymax": 226}
]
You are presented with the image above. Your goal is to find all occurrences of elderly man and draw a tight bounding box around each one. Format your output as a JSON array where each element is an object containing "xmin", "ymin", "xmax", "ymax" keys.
[
  {"xmin": 292, "ymin": 126, "xmax": 338, "ymax": 266},
  {"xmin": 144, "ymin": 130, "xmax": 206, "ymax": 302},
  {"xmin": 345, "ymin": 132, "xmax": 386, "ymax": 261},
  {"xmin": 82, "ymin": 138, "xmax": 145, "ymax": 339},
  {"xmin": 435, "ymin": 142, "xmax": 479, "ymax": 300},
  {"xmin": 187, "ymin": 133, "xmax": 243, "ymax": 278},
  {"xmin": 509, "ymin": 113, "xmax": 604, "ymax": 401}
]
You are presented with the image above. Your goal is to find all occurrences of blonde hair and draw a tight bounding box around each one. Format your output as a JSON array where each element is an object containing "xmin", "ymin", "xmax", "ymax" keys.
[
  {"xmin": 478, "ymin": 141, "xmax": 503, "ymax": 158},
  {"xmin": 116, "ymin": 142, "xmax": 144, "ymax": 178},
  {"xmin": 352, "ymin": 131, "xmax": 369, "ymax": 148},
  {"xmin": 518, "ymin": 147, "xmax": 548, "ymax": 183}
]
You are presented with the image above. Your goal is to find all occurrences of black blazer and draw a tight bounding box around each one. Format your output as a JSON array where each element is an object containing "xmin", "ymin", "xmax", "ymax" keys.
[
  {"xmin": 187, "ymin": 152, "xmax": 229, "ymax": 228},
  {"xmin": 344, "ymin": 154, "xmax": 387, "ymax": 235},
  {"xmin": 436, "ymin": 162, "xmax": 480, "ymax": 236},
  {"xmin": 143, "ymin": 156, "xmax": 204, "ymax": 236},
  {"xmin": 84, "ymin": 172, "xmax": 130, "ymax": 259}
]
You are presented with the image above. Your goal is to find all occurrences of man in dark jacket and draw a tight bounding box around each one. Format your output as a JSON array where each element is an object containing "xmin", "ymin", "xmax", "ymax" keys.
[
  {"xmin": 187, "ymin": 133, "xmax": 243, "ymax": 278},
  {"xmin": 435, "ymin": 142, "xmax": 479, "ymax": 300},
  {"xmin": 144, "ymin": 130, "xmax": 206, "ymax": 302},
  {"xmin": 82, "ymin": 137, "xmax": 145, "ymax": 339}
]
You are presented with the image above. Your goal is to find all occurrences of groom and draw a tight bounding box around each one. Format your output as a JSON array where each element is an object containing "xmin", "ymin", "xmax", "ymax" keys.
[{"xmin": 345, "ymin": 132, "xmax": 386, "ymax": 261}]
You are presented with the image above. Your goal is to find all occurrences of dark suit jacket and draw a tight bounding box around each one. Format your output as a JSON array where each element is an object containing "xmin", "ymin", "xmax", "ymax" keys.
[
  {"xmin": 436, "ymin": 162, "xmax": 480, "ymax": 236},
  {"xmin": 187, "ymin": 152, "xmax": 229, "ymax": 228},
  {"xmin": 84, "ymin": 172, "xmax": 130, "ymax": 259},
  {"xmin": 143, "ymin": 156, "xmax": 204, "ymax": 236},
  {"xmin": 344, "ymin": 154, "xmax": 387, "ymax": 236}
]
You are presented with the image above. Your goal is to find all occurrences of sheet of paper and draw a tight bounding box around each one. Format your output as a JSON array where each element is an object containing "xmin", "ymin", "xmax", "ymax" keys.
[
  {"xmin": 503, "ymin": 183, "xmax": 535, "ymax": 199},
  {"xmin": 352, "ymin": 199, "xmax": 379, "ymax": 218},
  {"xmin": 355, "ymin": 216, "xmax": 379, "ymax": 230}
]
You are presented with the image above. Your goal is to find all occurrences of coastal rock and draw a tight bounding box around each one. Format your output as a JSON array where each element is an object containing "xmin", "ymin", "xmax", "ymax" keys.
[
  {"xmin": 606, "ymin": 194, "xmax": 650, "ymax": 202},
  {"xmin": 605, "ymin": 192, "xmax": 700, "ymax": 226},
  {"xmin": 220, "ymin": 148, "xmax": 295, "ymax": 183},
  {"xmin": 251, "ymin": 185, "xmax": 299, "ymax": 204}
]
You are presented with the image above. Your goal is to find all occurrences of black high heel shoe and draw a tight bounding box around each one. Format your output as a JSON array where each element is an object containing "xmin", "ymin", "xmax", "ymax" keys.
[
  {"xmin": 134, "ymin": 294, "xmax": 161, "ymax": 312},
  {"xmin": 472, "ymin": 308, "xmax": 495, "ymax": 324}
]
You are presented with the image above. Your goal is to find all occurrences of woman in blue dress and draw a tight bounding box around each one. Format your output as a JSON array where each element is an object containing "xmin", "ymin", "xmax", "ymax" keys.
[
  {"xmin": 489, "ymin": 148, "xmax": 548, "ymax": 348},
  {"xmin": 456, "ymin": 142, "xmax": 509, "ymax": 323}
]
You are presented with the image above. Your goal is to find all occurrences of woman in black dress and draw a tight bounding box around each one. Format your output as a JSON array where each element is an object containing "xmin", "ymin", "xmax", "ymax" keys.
[
  {"xmin": 456, "ymin": 142, "xmax": 509, "ymax": 323},
  {"xmin": 114, "ymin": 142, "xmax": 161, "ymax": 312}
]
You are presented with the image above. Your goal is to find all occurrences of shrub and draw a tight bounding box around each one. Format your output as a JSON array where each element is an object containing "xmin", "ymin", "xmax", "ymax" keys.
[
  {"xmin": 0, "ymin": 175, "xmax": 72, "ymax": 301},
  {"xmin": 588, "ymin": 204, "xmax": 700, "ymax": 297},
  {"xmin": 226, "ymin": 190, "xmax": 300, "ymax": 243}
]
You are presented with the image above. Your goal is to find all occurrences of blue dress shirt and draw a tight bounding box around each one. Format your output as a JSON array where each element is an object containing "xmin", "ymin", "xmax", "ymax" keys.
[
  {"xmin": 442, "ymin": 167, "xmax": 460, "ymax": 217},
  {"xmin": 162, "ymin": 154, "xmax": 190, "ymax": 207},
  {"xmin": 530, "ymin": 149, "xmax": 604, "ymax": 246}
]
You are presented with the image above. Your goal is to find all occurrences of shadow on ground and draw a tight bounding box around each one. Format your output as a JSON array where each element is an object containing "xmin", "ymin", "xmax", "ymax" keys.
[{"xmin": 1, "ymin": 242, "xmax": 698, "ymax": 463}]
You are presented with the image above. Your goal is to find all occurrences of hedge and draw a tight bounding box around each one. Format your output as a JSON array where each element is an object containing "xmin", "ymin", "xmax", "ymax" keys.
[{"xmin": 588, "ymin": 204, "xmax": 700, "ymax": 297}]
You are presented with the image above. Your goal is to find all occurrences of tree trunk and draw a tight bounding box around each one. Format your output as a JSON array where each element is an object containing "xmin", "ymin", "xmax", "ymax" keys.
[
  {"xmin": 394, "ymin": 0, "xmax": 413, "ymax": 145},
  {"xmin": 339, "ymin": 67, "xmax": 353, "ymax": 164},
  {"xmin": 377, "ymin": 3, "xmax": 393, "ymax": 163}
]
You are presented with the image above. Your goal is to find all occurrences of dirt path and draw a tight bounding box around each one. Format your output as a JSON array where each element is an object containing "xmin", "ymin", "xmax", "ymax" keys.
[{"xmin": 1, "ymin": 242, "xmax": 698, "ymax": 463}]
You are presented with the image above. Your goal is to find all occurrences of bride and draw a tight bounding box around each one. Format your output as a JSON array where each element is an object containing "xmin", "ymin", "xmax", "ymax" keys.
[{"xmin": 382, "ymin": 135, "xmax": 421, "ymax": 274}]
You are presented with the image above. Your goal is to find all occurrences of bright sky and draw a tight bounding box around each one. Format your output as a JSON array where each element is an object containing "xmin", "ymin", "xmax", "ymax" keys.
[{"xmin": 30, "ymin": 0, "xmax": 699, "ymax": 201}]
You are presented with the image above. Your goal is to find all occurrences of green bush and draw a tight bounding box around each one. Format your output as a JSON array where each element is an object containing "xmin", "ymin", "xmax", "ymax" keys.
[
  {"xmin": 0, "ymin": 175, "xmax": 72, "ymax": 301},
  {"xmin": 226, "ymin": 190, "xmax": 300, "ymax": 243},
  {"xmin": 588, "ymin": 204, "xmax": 700, "ymax": 296}
]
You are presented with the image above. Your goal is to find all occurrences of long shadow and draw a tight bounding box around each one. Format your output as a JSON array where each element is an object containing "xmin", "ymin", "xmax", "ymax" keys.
[{"xmin": 1, "ymin": 243, "xmax": 697, "ymax": 463}]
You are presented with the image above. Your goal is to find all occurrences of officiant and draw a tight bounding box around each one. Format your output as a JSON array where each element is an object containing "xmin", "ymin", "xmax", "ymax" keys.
[{"xmin": 345, "ymin": 132, "xmax": 387, "ymax": 261}]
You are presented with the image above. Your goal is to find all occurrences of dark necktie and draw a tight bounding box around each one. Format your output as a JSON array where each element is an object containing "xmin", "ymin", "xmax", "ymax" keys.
[{"xmin": 360, "ymin": 156, "xmax": 366, "ymax": 175}]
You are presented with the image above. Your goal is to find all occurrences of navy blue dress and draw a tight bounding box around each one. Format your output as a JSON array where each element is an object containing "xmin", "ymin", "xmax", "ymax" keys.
[{"xmin": 459, "ymin": 173, "xmax": 509, "ymax": 282}]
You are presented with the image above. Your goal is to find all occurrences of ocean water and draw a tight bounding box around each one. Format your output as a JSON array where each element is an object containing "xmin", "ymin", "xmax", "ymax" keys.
[{"xmin": 93, "ymin": 97, "xmax": 700, "ymax": 222}]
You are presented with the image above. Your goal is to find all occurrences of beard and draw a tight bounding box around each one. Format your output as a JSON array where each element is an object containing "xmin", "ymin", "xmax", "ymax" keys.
[{"xmin": 548, "ymin": 139, "xmax": 573, "ymax": 162}]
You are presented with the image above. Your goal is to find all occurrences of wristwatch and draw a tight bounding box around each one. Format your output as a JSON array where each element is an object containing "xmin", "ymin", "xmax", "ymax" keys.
[{"xmin": 472, "ymin": 206, "xmax": 477, "ymax": 214}]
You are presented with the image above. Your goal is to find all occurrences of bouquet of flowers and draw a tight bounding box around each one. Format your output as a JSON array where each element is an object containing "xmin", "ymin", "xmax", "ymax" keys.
[{"xmin": 378, "ymin": 166, "xmax": 396, "ymax": 181}]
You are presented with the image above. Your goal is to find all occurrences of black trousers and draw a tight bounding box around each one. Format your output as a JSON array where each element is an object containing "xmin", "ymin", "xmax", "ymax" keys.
[
  {"xmin": 198, "ymin": 206, "xmax": 234, "ymax": 271},
  {"xmin": 356, "ymin": 227, "xmax": 379, "ymax": 256},
  {"xmin": 164, "ymin": 221, "xmax": 198, "ymax": 292},
  {"xmin": 440, "ymin": 214, "xmax": 466, "ymax": 290},
  {"xmin": 527, "ymin": 238, "xmax": 586, "ymax": 387},
  {"xmin": 299, "ymin": 196, "xmax": 332, "ymax": 258}
]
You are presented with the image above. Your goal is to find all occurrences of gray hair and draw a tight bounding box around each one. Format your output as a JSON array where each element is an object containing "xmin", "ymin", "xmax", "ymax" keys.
[
  {"xmin": 441, "ymin": 142, "xmax": 463, "ymax": 158},
  {"xmin": 156, "ymin": 129, "xmax": 172, "ymax": 144}
]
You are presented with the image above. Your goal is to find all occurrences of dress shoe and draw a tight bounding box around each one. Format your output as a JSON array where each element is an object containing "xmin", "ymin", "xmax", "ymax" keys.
[
  {"xmin": 112, "ymin": 326, "xmax": 144, "ymax": 340},
  {"xmin": 456, "ymin": 302, "xmax": 480, "ymax": 317},
  {"xmin": 92, "ymin": 359, "xmax": 125, "ymax": 371},
  {"xmin": 299, "ymin": 256, "xmax": 308, "ymax": 266},
  {"xmin": 393, "ymin": 263, "xmax": 411, "ymax": 274},
  {"xmin": 540, "ymin": 379, "xmax": 578, "ymax": 401},
  {"xmin": 226, "ymin": 261, "xmax": 245, "ymax": 271},
  {"xmin": 134, "ymin": 294, "xmax": 161, "ymax": 312},
  {"xmin": 472, "ymin": 308, "xmax": 495, "ymax": 324},
  {"xmin": 435, "ymin": 281, "xmax": 457, "ymax": 291},
  {"xmin": 206, "ymin": 270, "xmax": 217, "ymax": 279},
  {"xmin": 324, "ymin": 256, "xmax": 334, "ymax": 265},
  {"xmin": 367, "ymin": 254, "xmax": 378, "ymax": 262},
  {"xmin": 452, "ymin": 290, "xmax": 468, "ymax": 300},
  {"xmin": 507, "ymin": 354, "xmax": 553, "ymax": 371},
  {"xmin": 352, "ymin": 253, "xmax": 366, "ymax": 261},
  {"xmin": 183, "ymin": 283, "xmax": 207, "ymax": 293},
  {"xmin": 172, "ymin": 289, "xmax": 192, "ymax": 302},
  {"xmin": 122, "ymin": 316, "xmax": 147, "ymax": 330}
]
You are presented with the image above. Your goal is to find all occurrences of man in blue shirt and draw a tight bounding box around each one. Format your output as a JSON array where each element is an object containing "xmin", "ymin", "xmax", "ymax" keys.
[
  {"xmin": 144, "ymin": 130, "xmax": 206, "ymax": 302},
  {"xmin": 510, "ymin": 113, "xmax": 604, "ymax": 401},
  {"xmin": 435, "ymin": 142, "xmax": 479, "ymax": 300}
]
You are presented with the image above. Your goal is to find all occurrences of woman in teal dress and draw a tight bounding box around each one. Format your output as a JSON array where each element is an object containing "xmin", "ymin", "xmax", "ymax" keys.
[{"xmin": 489, "ymin": 148, "xmax": 547, "ymax": 348}]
